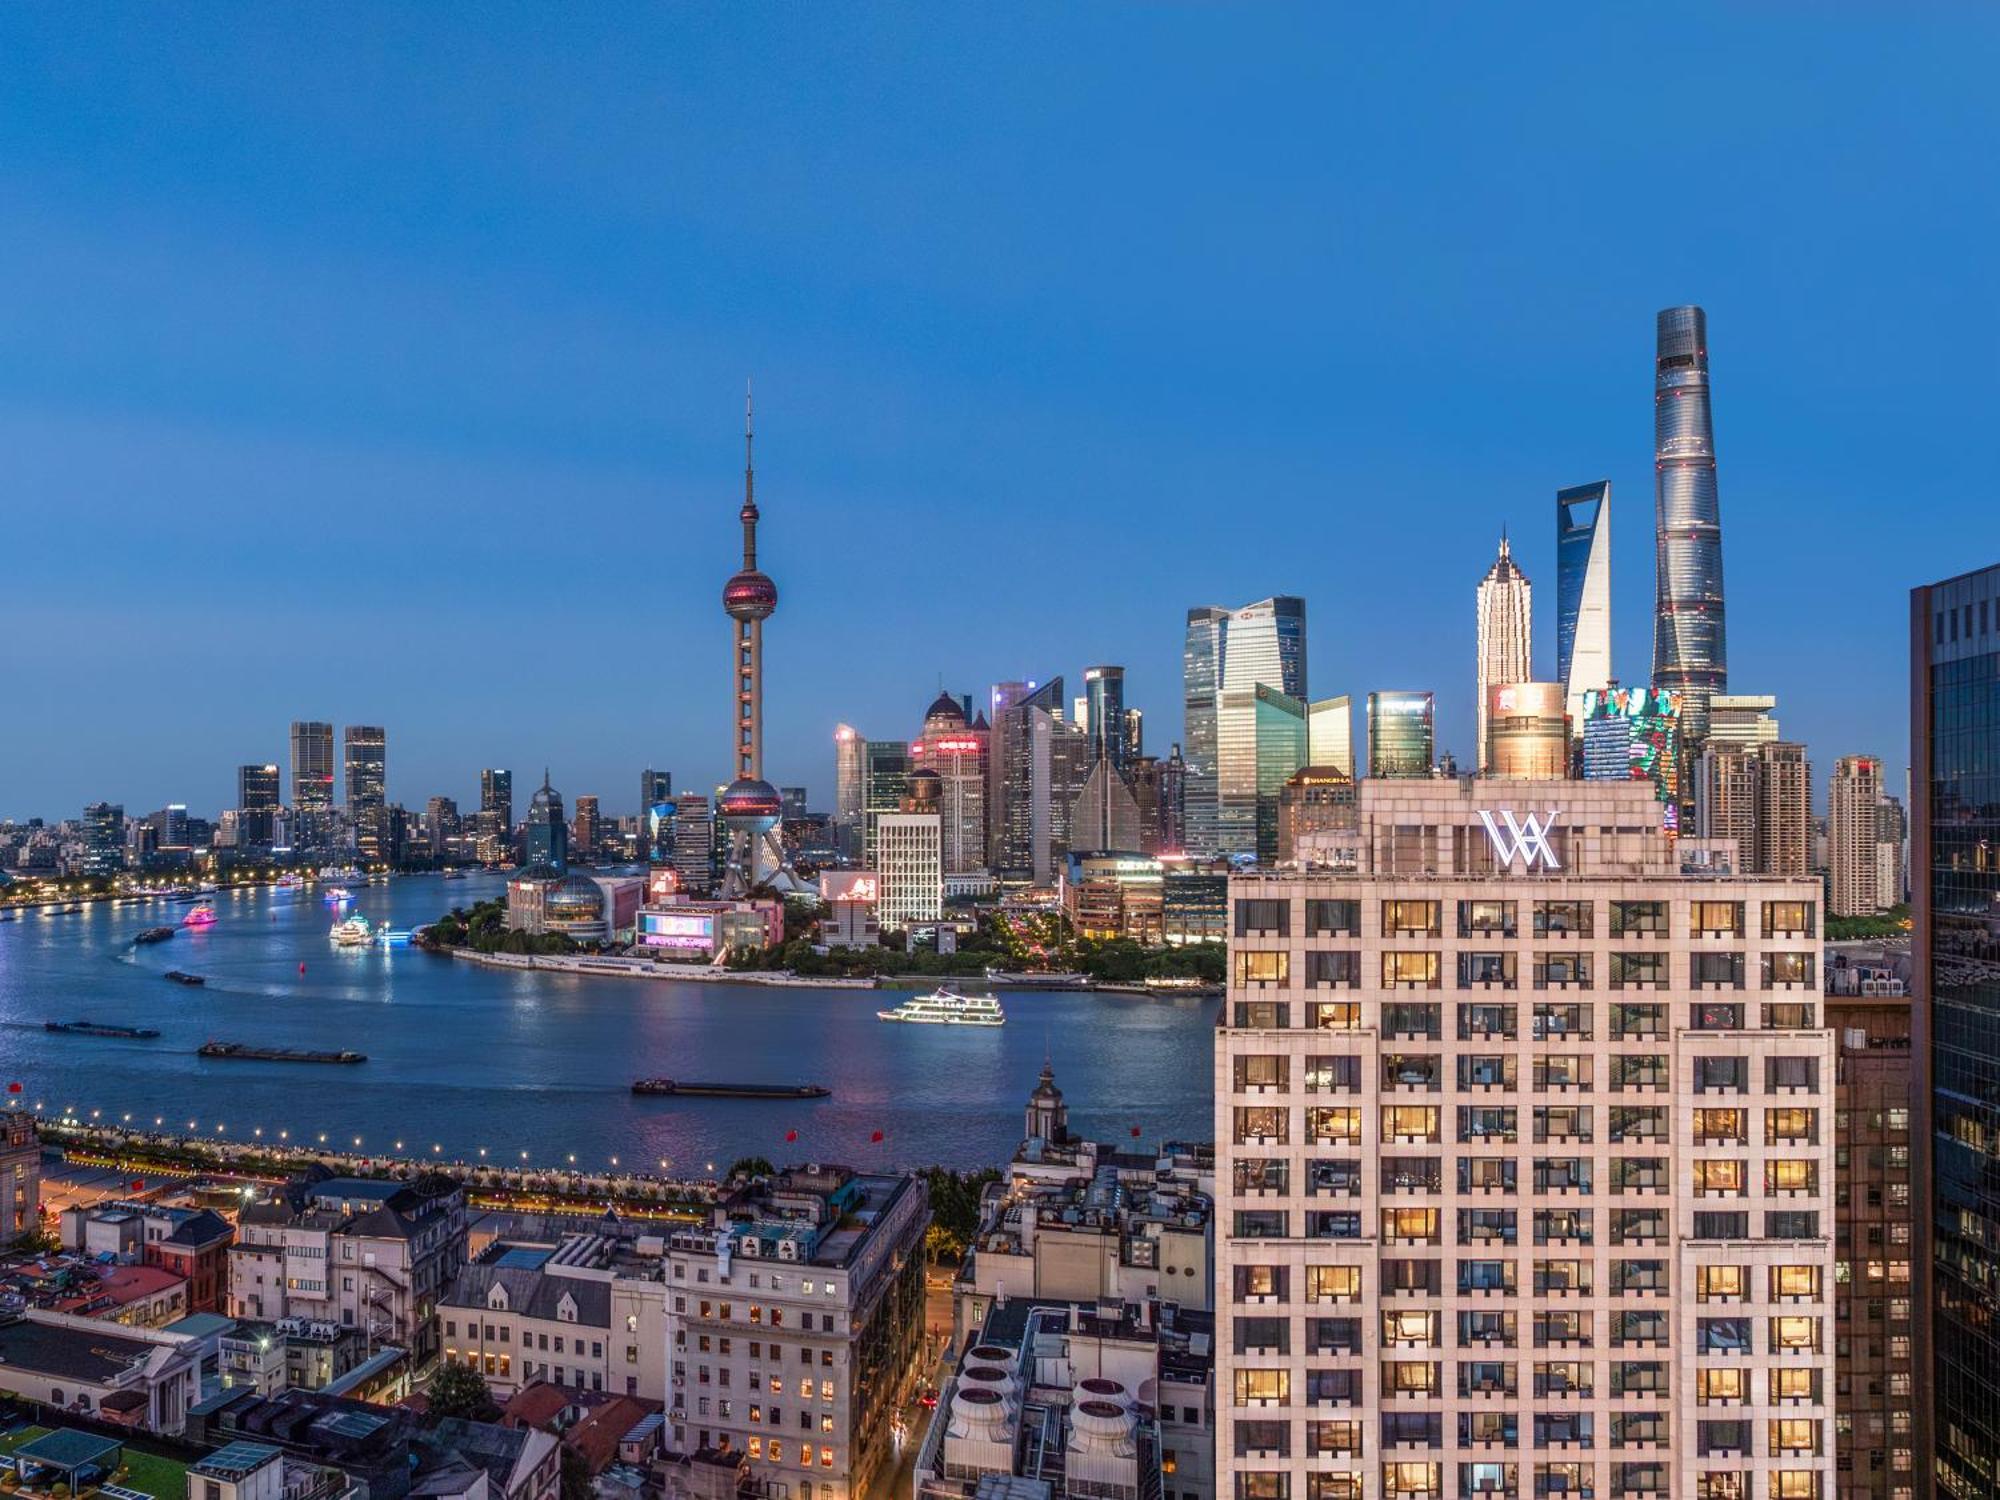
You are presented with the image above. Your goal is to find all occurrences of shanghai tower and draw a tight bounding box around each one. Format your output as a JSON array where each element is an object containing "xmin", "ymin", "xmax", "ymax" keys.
[{"xmin": 1651, "ymin": 305, "xmax": 1727, "ymax": 741}]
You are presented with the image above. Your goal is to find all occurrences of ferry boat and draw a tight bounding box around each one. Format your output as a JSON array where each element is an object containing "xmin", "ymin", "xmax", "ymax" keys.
[
  {"xmin": 46, "ymin": 1019, "xmax": 161, "ymax": 1039},
  {"xmin": 319, "ymin": 865, "xmax": 366, "ymax": 884},
  {"xmin": 330, "ymin": 915, "xmax": 373, "ymax": 947},
  {"xmin": 181, "ymin": 904, "xmax": 217, "ymax": 928},
  {"xmin": 274, "ymin": 874, "xmax": 305, "ymax": 890},
  {"xmin": 984, "ymin": 967, "xmax": 1089, "ymax": 989},
  {"xmin": 877, "ymin": 988, "xmax": 1006, "ymax": 1026},
  {"xmin": 134, "ymin": 927, "xmax": 176, "ymax": 945},
  {"xmin": 322, "ymin": 886, "xmax": 355, "ymax": 905}
]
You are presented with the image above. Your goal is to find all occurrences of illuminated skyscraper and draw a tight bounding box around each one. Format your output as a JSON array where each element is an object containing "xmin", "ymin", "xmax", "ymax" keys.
[
  {"xmin": 1366, "ymin": 690, "xmax": 1434, "ymax": 778},
  {"xmin": 1652, "ymin": 305, "xmax": 1728, "ymax": 742},
  {"xmin": 1474, "ymin": 534, "xmax": 1531, "ymax": 771},
  {"xmin": 523, "ymin": 771, "xmax": 568, "ymax": 872},
  {"xmin": 1307, "ymin": 696, "xmax": 1353, "ymax": 779},
  {"xmin": 237, "ymin": 764, "xmax": 281, "ymax": 847},
  {"xmin": 1556, "ymin": 480, "xmax": 1612, "ymax": 727},
  {"xmin": 343, "ymin": 725, "xmax": 387, "ymax": 860},
  {"xmin": 1084, "ymin": 666, "xmax": 1127, "ymax": 769},
  {"xmin": 912, "ymin": 691, "xmax": 989, "ymax": 873},
  {"xmin": 1216, "ymin": 683, "xmax": 1307, "ymax": 862},
  {"xmin": 833, "ymin": 725, "xmax": 867, "ymax": 862},
  {"xmin": 1187, "ymin": 597, "xmax": 1307, "ymax": 857},
  {"xmin": 289, "ymin": 720, "xmax": 335, "ymax": 852}
]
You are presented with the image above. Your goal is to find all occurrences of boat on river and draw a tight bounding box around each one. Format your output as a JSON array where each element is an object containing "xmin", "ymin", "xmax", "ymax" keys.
[
  {"xmin": 984, "ymin": 967, "xmax": 1089, "ymax": 989},
  {"xmin": 181, "ymin": 904, "xmax": 216, "ymax": 928},
  {"xmin": 877, "ymin": 988, "xmax": 1005, "ymax": 1025},
  {"xmin": 165, "ymin": 970, "xmax": 206, "ymax": 987},
  {"xmin": 631, "ymin": 1079, "xmax": 832, "ymax": 1099},
  {"xmin": 330, "ymin": 916, "xmax": 372, "ymax": 946},
  {"xmin": 199, "ymin": 1041, "xmax": 366, "ymax": 1065},
  {"xmin": 47, "ymin": 1020, "xmax": 161, "ymax": 1039},
  {"xmin": 134, "ymin": 927, "xmax": 176, "ymax": 945}
]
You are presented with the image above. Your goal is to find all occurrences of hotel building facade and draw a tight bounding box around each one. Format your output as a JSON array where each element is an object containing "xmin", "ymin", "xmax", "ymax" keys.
[{"xmin": 1215, "ymin": 778, "xmax": 1834, "ymax": 1500}]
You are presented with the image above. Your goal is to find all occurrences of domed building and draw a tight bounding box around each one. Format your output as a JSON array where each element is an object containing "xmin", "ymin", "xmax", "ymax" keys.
[
  {"xmin": 541, "ymin": 874, "xmax": 609, "ymax": 941},
  {"xmin": 912, "ymin": 691, "xmax": 989, "ymax": 875}
]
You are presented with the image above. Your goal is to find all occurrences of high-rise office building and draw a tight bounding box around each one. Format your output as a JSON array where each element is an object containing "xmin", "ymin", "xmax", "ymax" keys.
[
  {"xmin": 862, "ymin": 738, "xmax": 911, "ymax": 867},
  {"xmin": 1475, "ymin": 535, "xmax": 1532, "ymax": 773},
  {"xmin": 672, "ymin": 791, "xmax": 715, "ymax": 897},
  {"xmin": 522, "ymin": 771, "xmax": 568, "ymax": 872},
  {"xmin": 1708, "ymin": 694, "xmax": 1780, "ymax": 746},
  {"xmin": 80, "ymin": 802, "xmax": 125, "ymax": 875},
  {"xmin": 1085, "ymin": 666, "xmax": 1127, "ymax": 770},
  {"xmin": 1070, "ymin": 757, "xmax": 1146, "ymax": 854},
  {"xmin": 1308, "ymin": 696, "xmax": 1354, "ymax": 780},
  {"xmin": 1366, "ymin": 690, "xmax": 1435, "ymax": 778},
  {"xmin": 984, "ymin": 683, "xmax": 1038, "ymax": 868},
  {"xmin": 834, "ymin": 724, "xmax": 867, "ymax": 862},
  {"xmin": 343, "ymin": 725, "xmax": 387, "ymax": 861},
  {"xmin": 1215, "ymin": 778, "xmax": 1835, "ymax": 1500},
  {"xmin": 1875, "ymin": 796, "xmax": 1906, "ymax": 908},
  {"xmin": 481, "ymin": 768, "xmax": 513, "ymax": 827},
  {"xmin": 1158, "ymin": 743, "xmax": 1187, "ymax": 854},
  {"xmin": 570, "ymin": 795, "xmax": 600, "ymax": 862},
  {"xmin": 1217, "ymin": 684, "xmax": 1308, "ymax": 862},
  {"xmin": 1829, "ymin": 755, "xmax": 1885, "ymax": 917},
  {"xmin": 1483, "ymin": 682, "xmax": 1567, "ymax": 780},
  {"xmin": 1914, "ymin": 562, "xmax": 2000, "ymax": 1494},
  {"xmin": 237, "ymin": 764, "xmax": 281, "ymax": 847},
  {"xmin": 290, "ymin": 721, "xmax": 335, "ymax": 852},
  {"xmin": 640, "ymin": 768, "xmax": 672, "ymax": 816},
  {"xmin": 1184, "ymin": 607, "xmax": 1231, "ymax": 857},
  {"xmin": 424, "ymin": 795, "xmax": 458, "ymax": 859},
  {"xmin": 875, "ymin": 772, "xmax": 944, "ymax": 929},
  {"xmin": 991, "ymin": 679, "xmax": 1060, "ymax": 879},
  {"xmin": 1123, "ymin": 706, "xmax": 1144, "ymax": 764},
  {"xmin": 1556, "ymin": 481, "xmax": 1613, "ymax": 729},
  {"xmin": 1652, "ymin": 305, "xmax": 1728, "ymax": 743},
  {"xmin": 1185, "ymin": 597, "xmax": 1307, "ymax": 857},
  {"xmin": 912, "ymin": 692, "xmax": 990, "ymax": 873},
  {"xmin": 1579, "ymin": 687, "xmax": 1684, "ymax": 825}
]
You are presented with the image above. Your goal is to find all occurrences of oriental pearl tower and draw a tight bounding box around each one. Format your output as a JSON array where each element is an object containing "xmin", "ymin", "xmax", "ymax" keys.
[{"xmin": 718, "ymin": 386, "xmax": 797, "ymax": 894}]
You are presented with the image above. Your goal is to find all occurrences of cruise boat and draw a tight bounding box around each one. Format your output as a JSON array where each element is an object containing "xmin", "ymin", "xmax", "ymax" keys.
[
  {"xmin": 374, "ymin": 927, "xmax": 413, "ymax": 947},
  {"xmin": 877, "ymin": 988, "xmax": 1005, "ymax": 1026},
  {"xmin": 274, "ymin": 874, "xmax": 305, "ymax": 890},
  {"xmin": 181, "ymin": 903, "xmax": 216, "ymax": 928},
  {"xmin": 322, "ymin": 886, "xmax": 355, "ymax": 905},
  {"xmin": 984, "ymin": 966, "xmax": 1090, "ymax": 989},
  {"xmin": 330, "ymin": 915, "xmax": 373, "ymax": 947},
  {"xmin": 319, "ymin": 865, "xmax": 366, "ymax": 884}
]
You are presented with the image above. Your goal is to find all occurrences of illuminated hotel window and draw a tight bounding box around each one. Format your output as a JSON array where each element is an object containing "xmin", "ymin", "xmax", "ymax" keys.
[
  {"xmin": 1696, "ymin": 1264, "xmax": 1745, "ymax": 1301},
  {"xmin": 1236, "ymin": 951, "xmax": 1288, "ymax": 986},
  {"xmin": 1697, "ymin": 1367, "xmax": 1745, "ymax": 1405},
  {"xmin": 1382, "ymin": 900, "xmax": 1441, "ymax": 937},
  {"xmin": 1693, "ymin": 1159, "xmax": 1746, "ymax": 1197},
  {"xmin": 1771, "ymin": 1265, "xmax": 1821, "ymax": 1300},
  {"xmin": 1383, "ymin": 952, "xmax": 1440, "ymax": 988}
]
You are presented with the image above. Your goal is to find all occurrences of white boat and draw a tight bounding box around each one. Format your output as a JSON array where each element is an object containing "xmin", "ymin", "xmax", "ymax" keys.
[
  {"xmin": 374, "ymin": 928, "xmax": 413, "ymax": 947},
  {"xmin": 319, "ymin": 865, "xmax": 366, "ymax": 884},
  {"xmin": 322, "ymin": 886, "xmax": 355, "ymax": 905},
  {"xmin": 877, "ymin": 987, "xmax": 1005, "ymax": 1026},
  {"xmin": 330, "ymin": 915, "xmax": 373, "ymax": 947}
]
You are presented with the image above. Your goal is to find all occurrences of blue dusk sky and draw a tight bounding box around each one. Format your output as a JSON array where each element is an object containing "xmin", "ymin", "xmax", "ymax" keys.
[{"xmin": 3, "ymin": 8, "xmax": 1994, "ymax": 819}]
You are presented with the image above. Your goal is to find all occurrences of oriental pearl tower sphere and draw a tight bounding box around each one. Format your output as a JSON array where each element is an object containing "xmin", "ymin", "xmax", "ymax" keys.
[{"xmin": 719, "ymin": 385, "xmax": 785, "ymax": 892}]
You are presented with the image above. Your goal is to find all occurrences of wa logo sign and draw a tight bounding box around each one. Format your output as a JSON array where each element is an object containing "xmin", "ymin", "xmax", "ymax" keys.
[{"xmin": 1478, "ymin": 810, "xmax": 1562, "ymax": 871}]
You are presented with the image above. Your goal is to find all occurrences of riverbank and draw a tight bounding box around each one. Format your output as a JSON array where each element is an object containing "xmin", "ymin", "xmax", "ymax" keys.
[
  {"xmin": 445, "ymin": 947, "xmax": 881, "ymax": 988},
  {"xmin": 35, "ymin": 1114, "xmax": 721, "ymax": 1221}
]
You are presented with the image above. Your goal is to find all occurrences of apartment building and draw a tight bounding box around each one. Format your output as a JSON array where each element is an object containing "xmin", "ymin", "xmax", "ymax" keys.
[
  {"xmin": 228, "ymin": 1170, "xmax": 468, "ymax": 1362},
  {"xmin": 440, "ymin": 1232, "xmax": 672, "ymax": 1402},
  {"xmin": 1215, "ymin": 778, "xmax": 1836, "ymax": 1500},
  {"xmin": 664, "ymin": 1164, "xmax": 928, "ymax": 1500}
]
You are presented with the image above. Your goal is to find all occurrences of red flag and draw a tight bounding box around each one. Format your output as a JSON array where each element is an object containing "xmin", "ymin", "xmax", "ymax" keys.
[
  {"xmin": 870, "ymin": 1130, "xmax": 884, "ymax": 1143},
  {"xmin": 6, "ymin": 1083, "xmax": 20, "ymax": 1094},
  {"xmin": 129, "ymin": 1179, "xmax": 143, "ymax": 1191},
  {"xmin": 1130, "ymin": 1126, "xmax": 1142, "ymax": 1139},
  {"xmin": 784, "ymin": 1130, "xmax": 797, "ymax": 1143}
]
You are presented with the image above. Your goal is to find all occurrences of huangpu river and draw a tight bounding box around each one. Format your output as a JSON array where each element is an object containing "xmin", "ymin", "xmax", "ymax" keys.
[{"xmin": 0, "ymin": 873, "xmax": 1217, "ymax": 1172}]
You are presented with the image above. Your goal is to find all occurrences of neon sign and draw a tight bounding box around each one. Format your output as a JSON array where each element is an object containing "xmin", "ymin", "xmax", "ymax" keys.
[{"xmin": 1479, "ymin": 810, "xmax": 1561, "ymax": 871}]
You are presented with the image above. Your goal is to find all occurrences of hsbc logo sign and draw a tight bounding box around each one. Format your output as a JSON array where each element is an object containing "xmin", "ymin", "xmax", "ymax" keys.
[{"xmin": 1478, "ymin": 810, "xmax": 1561, "ymax": 871}]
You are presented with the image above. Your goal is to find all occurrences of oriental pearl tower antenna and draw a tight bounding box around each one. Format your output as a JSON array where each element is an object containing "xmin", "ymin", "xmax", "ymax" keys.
[{"xmin": 718, "ymin": 383, "xmax": 801, "ymax": 896}]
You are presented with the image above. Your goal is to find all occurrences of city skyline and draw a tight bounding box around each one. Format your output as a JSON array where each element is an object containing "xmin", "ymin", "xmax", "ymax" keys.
[{"xmin": 2, "ymin": 11, "xmax": 1984, "ymax": 816}]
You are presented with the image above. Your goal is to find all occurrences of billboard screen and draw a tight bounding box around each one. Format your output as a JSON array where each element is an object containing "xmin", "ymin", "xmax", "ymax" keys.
[{"xmin": 820, "ymin": 871, "xmax": 881, "ymax": 904}]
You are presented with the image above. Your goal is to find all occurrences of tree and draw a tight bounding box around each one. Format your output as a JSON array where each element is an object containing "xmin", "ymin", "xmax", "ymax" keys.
[
  {"xmin": 728, "ymin": 1156, "xmax": 776, "ymax": 1181},
  {"xmin": 559, "ymin": 1445, "xmax": 593, "ymax": 1500},
  {"xmin": 428, "ymin": 1362, "xmax": 496, "ymax": 1421}
]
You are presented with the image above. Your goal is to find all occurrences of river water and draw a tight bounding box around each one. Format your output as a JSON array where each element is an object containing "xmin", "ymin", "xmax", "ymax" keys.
[{"xmin": 0, "ymin": 874, "xmax": 1216, "ymax": 1172}]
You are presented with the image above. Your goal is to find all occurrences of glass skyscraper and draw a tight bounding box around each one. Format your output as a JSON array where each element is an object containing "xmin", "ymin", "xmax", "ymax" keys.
[
  {"xmin": 344, "ymin": 724, "xmax": 387, "ymax": 861},
  {"xmin": 1556, "ymin": 480, "xmax": 1612, "ymax": 728},
  {"xmin": 1084, "ymin": 665, "xmax": 1126, "ymax": 769},
  {"xmin": 237, "ymin": 763, "xmax": 281, "ymax": 847},
  {"xmin": 1914, "ymin": 562, "xmax": 2000, "ymax": 1496},
  {"xmin": 1215, "ymin": 682, "xmax": 1306, "ymax": 863},
  {"xmin": 1186, "ymin": 596, "xmax": 1307, "ymax": 857},
  {"xmin": 289, "ymin": 720, "xmax": 335, "ymax": 854},
  {"xmin": 1366, "ymin": 689, "xmax": 1434, "ymax": 778},
  {"xmin": 1182, "ymin": 607, "xmax": 1229, "ymax": 856},
  {"xmin": 1652, "ymin": 305, "xmax": 1728, "ymax": 742}
]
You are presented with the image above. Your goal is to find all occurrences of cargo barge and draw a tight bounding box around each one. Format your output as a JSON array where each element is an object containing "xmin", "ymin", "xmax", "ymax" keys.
[
  {"xmin": 631, "ymin": 1079, "xmax": 831, "ymax": 1099},
  {"xmin": 199, "ymin": 1041, "xmax": 366, "ymax": 1065}
]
